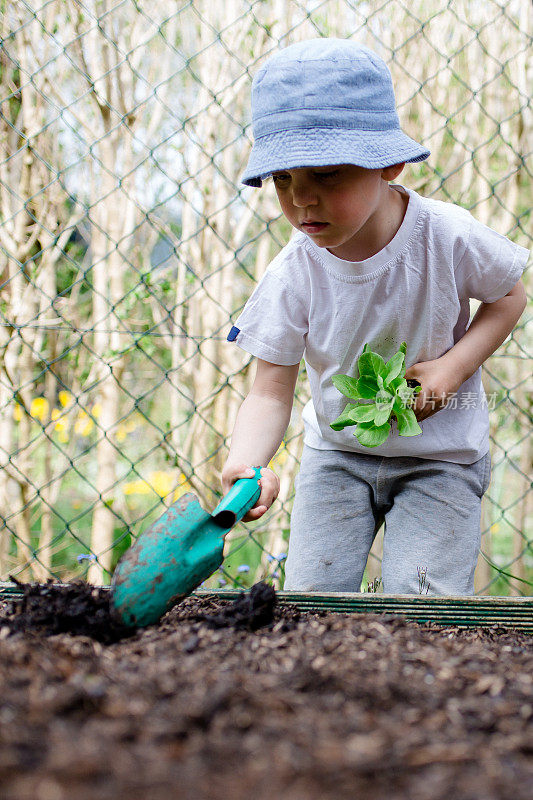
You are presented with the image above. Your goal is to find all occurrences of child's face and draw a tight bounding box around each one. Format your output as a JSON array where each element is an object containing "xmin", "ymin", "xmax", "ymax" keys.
[{"xmin": 272, "ymin": 163, "xmax": 404, "ymax": 261}]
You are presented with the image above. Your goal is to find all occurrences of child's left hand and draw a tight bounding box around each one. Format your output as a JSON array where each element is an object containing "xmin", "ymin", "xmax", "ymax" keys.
[{"xmin": 404, "ymin": 355, "xmax": 464, "ymax": 422}]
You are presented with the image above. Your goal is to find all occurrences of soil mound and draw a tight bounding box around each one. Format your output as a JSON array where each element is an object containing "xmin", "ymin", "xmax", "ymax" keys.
[
  {"xmin": 3, "ymin": 579, "xmax": 277, "ymax": 642},
  {"xmin": 193, "ymin": 581, "xmax": 277, "ymax": 630},
  {"xmin": 5, "ymin": 578, "xmax": 134, "ymax": 643}
]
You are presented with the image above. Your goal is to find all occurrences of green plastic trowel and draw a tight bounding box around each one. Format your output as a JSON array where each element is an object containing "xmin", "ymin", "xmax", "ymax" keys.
[{"xmin": 110, "ymin": 468, "xmax": 262, "ymax": 628}]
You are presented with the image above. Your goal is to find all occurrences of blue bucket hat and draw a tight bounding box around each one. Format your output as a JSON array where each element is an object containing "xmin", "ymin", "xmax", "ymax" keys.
[{"xmin": 242, "ymin": 38, "xmax": 430, "ymax": 187}]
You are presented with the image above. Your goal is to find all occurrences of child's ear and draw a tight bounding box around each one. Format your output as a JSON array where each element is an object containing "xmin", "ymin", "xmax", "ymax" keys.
[{"xmin": 381, "ymin": 163, "xmax": 405, "ymax": 181}]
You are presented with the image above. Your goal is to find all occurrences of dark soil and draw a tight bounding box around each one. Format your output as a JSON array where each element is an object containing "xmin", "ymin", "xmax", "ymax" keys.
[
  {"xmin": 4, "ymin": 578, "xmax": 277, "ymax": 642},
  {"xmin": 5, "ymin": 578, "xmax": 135, "ymax": 644},
  {"xmin": 0, "ymin": 582, "xmax": 531, "ymax": 800}
]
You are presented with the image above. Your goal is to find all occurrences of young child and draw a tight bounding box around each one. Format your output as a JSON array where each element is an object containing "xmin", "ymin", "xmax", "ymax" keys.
[{"xmin": 222, "ymin": 38, "xmax": 528, "ymax": 595}]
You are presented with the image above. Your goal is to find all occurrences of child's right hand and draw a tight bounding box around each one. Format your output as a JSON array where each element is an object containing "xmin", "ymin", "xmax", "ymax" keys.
[{"xmin": 221, "ymin": 463, "xmax": 279, "ymax": 522}]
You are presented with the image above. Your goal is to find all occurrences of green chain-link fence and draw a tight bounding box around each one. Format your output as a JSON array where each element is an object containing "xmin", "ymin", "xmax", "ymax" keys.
[{"xmin": 0, "ymin": 0, "xmax": 531, "ymax": 596}]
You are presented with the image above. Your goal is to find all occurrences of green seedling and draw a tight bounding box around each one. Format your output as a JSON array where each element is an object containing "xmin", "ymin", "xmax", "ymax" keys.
[
  {"xmin": 330, "ymin": 342, "xmax": 423, "ymax": 448},
  {"xmin": 417, "ymin": 566, "xmax": 431, "ymax": 595},
  {"xmin": 366, "ymin": 577, "xmax": 382, "ymax": 594}
]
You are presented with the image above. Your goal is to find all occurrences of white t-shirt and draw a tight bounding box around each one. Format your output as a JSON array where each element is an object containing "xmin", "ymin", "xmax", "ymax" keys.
[{"xmin": 228, "ymin": 186, "xmax": 529, "ymax": 464}]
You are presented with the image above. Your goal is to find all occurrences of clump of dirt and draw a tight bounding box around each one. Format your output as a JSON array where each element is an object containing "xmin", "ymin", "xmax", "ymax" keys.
[
  {"xmin": 193, "ymin": 581, "xmax": 277, "ymax": 630},
  {"xmin": 3, "ymin": 579, "xmax": 277, "ymax": 643},
  {"xmin": 5, "ymin": 578, "xmax": 134, "ymax": 644}
]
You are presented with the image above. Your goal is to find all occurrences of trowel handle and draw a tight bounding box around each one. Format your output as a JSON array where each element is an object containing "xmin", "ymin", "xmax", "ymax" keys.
[{"xmin": 211, "ymin": 467, "xmax": 263, "ymax": 528}]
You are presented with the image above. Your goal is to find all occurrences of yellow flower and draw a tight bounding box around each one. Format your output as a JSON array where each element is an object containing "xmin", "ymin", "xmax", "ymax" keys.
[
  {"xmin": 13, "ymin": 404, "xmax": 23, "ymax": 422},
  {"xmin": 149, "ymin": 471, "xmax": 175, "ymax": 497},
  {"xmin": 124, "ymin": 414, "xmax": 141, "ymax": 433},
  {"xmin": 51, "ymin": 408, "xmax": 69, "ymax": 443},
  {"xmin": 58, "ymin": 390, "xmax": 73, "ymax": 408},
  {"xmin": 92, "ymin": 403, "xmax": 102, "ymax": 419},
  {"xmin": 173, "ymin": 473, "xmax": 191, "ymax": 501},
  {"xmin": 74, "ymin": 410, "xmax": 94, "ymax": 437},
  {"xmin": 123, "ymin": 478, "xmax": 151, "ymax": 496},
  {"xmin": 30, "ymin": 397, "xmax": 49, "ymax": 422},
  {"xmin": 116, "ymin": 415, "xmax": 139, "ymax": 442},
  {"xmin": 123, "ymin": 471, "xmax": 189, "ymax": 499},
  {"xmin": 269, "ymin": 441, "xmax": 288, "ymax": 468}
]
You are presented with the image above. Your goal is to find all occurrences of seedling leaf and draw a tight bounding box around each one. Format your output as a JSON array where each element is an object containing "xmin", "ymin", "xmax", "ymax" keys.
[
  {"xmin": 382, "ymin": 350, "xmax": 405, "ymax": 385},
  {"xmin": 330, "ymin": 403, "xmax": 361, "ymax": 431},
  {"xmin": 389, "ymin": 375, "xmax": 406, "ymax": 393},
  {"xmin": 351, "ymin": 404, "xmax": 378, "ymax": 423},
  {"xmin": 357, "ymin": 375, "xmax": 379, "ymax": 398},
  {"xmin": 355, "ymin": 421, "xmax": 391, "ymax": 447},
  {"xmin": 331, "ymin": 374, "xmax": 362, "ymax": 401},
  {"xmin": 373, "ymin": 400, "xmax": 393, "ymax": 427},
  {"xmin": 357, "ymin": 349, "xmax": 385, "ymax": 378},
  {"xmin": 395, "ymin": 407, "xmax": 422, "ymax": 437},
  {"xmin": 329, "ymin": 341, "xmax": 424, "ymax": 448}
]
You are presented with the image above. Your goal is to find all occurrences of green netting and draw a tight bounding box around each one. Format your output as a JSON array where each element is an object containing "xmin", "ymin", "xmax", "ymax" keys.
[{"xmin": 0, "ymin": 0, "xmax": 531, "ymax": 596}]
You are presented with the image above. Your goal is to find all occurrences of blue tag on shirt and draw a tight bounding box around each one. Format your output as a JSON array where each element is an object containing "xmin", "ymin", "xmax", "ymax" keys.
[{"xmin": 227, "ymin": 326, "xmax": 240, "ymax": 342}]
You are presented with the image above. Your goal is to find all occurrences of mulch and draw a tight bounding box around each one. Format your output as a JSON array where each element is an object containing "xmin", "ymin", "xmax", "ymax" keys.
[{"xmin": 0, "ymin": 581, "xmax": 531, "ymax": 800}]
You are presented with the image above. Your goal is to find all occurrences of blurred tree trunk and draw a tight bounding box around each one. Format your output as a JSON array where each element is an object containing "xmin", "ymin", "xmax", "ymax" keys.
[
  {"xmin": 0, "ymin": 3, "xmax": 78, "ymax": 579},
  {"xmin": 73, "ymin": 3, "xmax": 142, "ymax": 583}
]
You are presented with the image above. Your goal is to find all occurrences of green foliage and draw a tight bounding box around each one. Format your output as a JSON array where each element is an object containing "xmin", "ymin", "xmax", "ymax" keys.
[
  {"xmin": 110, "ymin": 530, "xmax": 132, "ymax": 573},
  {"xmin": 330, "ymin": 342, "xmax": 422, "ymax": 448}
]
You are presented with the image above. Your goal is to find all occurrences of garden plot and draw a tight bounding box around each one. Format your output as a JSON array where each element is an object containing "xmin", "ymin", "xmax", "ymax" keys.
[{"xmin": 0, "ymin": 584, "xmax": 532, "ymax": 800}]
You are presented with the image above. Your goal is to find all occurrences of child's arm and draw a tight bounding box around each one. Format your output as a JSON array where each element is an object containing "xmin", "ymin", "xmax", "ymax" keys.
[
  {"xmin": 405, "ymin": 278, "xmax": 527, "ymax": 422},
  {"xmin": 222, "ymin": 358, "xmax": 300, "ymax": 521}
]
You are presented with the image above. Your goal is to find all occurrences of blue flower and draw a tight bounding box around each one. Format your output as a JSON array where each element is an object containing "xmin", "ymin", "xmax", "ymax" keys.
[
  {"xmin": 76, "ymin": 553, "xmax": 96, "ymax": 562},
  {"xmin": 237, "ymin": 564, "xmax": 250, "ymax": 573}
]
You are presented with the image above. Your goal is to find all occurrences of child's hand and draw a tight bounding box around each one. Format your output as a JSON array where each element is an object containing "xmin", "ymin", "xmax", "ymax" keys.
[
  {"xmin": 404, "ymin": 355, "xmax": 464, "ymax": 422},
  {"xmin": 221, "ymin": 463, "xmax": 280, "ymax": 522}
]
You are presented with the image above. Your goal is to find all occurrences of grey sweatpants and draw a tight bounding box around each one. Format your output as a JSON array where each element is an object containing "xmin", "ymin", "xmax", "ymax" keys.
[{"xmin": 284, "ymin": 445, "xmax": 491, "ymax": 596}]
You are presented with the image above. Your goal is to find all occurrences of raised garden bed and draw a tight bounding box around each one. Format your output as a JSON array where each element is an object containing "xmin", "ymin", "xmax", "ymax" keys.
[{"xmin": 0, "ymin": 582, "xmax": 532, "ymax": 800}]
